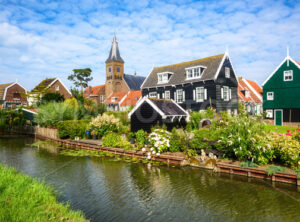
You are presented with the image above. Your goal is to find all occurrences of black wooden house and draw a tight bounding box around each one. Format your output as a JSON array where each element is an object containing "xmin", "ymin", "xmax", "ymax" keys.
[{"xmin": 141, "ymin": 53, "xmax": 238, "ymax": 113}]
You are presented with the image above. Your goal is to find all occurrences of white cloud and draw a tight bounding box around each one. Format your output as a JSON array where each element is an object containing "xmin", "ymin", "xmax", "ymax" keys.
[{"xmin": 0, "ymin": 0, "xmax": 300, "ymax": 90}]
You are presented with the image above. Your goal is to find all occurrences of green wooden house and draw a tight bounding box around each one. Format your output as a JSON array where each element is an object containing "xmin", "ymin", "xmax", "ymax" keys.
[{"xmin": 262, "ymin": 54, "xmax": 300, "ymax": 126}]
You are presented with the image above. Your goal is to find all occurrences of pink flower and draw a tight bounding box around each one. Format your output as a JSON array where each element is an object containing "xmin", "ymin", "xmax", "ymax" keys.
[
  {"xmin": 296, "ymin": 129, "xmax": 300, "ymax": 132},
  {"xmin": 286, "ymin": 133, "xmax": 292, "ymax": 136},
  {"xmin": 287, "ymin": 130, "xmax": 290, "ymax": 133},
  {"xmin": 278, "ymin": 133, "xmax": 282, "ymax": 136}
]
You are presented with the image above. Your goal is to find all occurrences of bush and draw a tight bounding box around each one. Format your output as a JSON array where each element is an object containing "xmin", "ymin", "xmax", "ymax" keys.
[
  {"xmin": 35, "ymin": 102, "xmax": 79, "ymax": 127},
  {"xmin": 104, "ymin": 111, "xmax": 130, "ymax": 126},
  {"xmin": 38, "ymin": 92, "xmax": 65, "ymax": 105},
  {"xmin": 169, "ymin": 128, "xmax": 190, "ymax": 153},
  {"xmin": 186, "ymin": 107, "xmax": 215, "ymax": 130},
  {"xmin": 148, "ymin": 129, "xmax": 171, "ymax": 152},
  {"xmin": 135, "ymin": 129, "xmax": 148, "ymax": 148},
  {"xmin": 0, "ymin": 109, "xmax": 26, "ymax": 130},
  {"xmin": 88, "ymin": 113, "xmax": 120, "ymax": 138},
  {"xmin": 102, "ymin": 132, "xmax": 132, "ymax": 150},
  {"xmin": 190, "ymin": 128, "xmax": 213, "ymax": 150},
  {"xmin": 57, "ymin": 119, "xmax": 90, "ymax": 139},
  {"xmin": 265, "ymin": 165, "xmax": 286, "ymax": 176}
]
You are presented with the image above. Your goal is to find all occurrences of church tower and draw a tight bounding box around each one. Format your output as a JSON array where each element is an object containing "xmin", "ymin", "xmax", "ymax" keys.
[{"xmin": 105, "ymin": 34, "xmax": 126, "ymax": 97}]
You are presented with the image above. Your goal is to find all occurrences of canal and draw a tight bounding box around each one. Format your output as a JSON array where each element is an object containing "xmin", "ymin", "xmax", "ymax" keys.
[{"xmin": 1, "ymin": 135, "xmax": 300, "ymax": 222}]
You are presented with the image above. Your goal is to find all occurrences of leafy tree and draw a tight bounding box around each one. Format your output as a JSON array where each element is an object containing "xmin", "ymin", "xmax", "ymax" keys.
[
  {"xmin": 38, "ymin": 92, "xmax": 65, "ymax": 106},
  {"xmin": 68, "ymin": 68, "xmax": 93, "ymax": 93},
  {"xmin": 70, "ymin": 87, "xmax": 84, "ymax": 104}
]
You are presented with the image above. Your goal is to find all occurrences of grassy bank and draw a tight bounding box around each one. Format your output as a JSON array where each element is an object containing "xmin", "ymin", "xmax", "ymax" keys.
[
  {"xmin": 0, "ymin": 164, "xmax": 86, "ymax": 222},
  {"xmin": 264, "ymin": 124, "xmax": 298, "ymax": 134}
]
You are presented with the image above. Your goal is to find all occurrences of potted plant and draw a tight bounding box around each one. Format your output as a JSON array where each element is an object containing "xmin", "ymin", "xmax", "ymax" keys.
[{"xmin": 91, "ymin": 130, "xmax": 98, "ymax": 140}]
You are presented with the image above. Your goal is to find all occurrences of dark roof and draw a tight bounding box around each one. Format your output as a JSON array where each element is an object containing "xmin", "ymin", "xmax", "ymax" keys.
[
  {"xmin": 31, "ymin": 78, "xmax": 56, "ymax": 92},
  {"xmin": 124, "ymin": 74, "xmax": 145, "ymax": 90},
  {"xmin": 142, "ymin": 54, "xmax": 224, "ymax": 88},
  {"xmin": 149, "ymin": 98, "xmax": 187, "ymax": 116},
  {"xmin": 105, "ymin": 34, "xmax": 124, "ymax": 63}
]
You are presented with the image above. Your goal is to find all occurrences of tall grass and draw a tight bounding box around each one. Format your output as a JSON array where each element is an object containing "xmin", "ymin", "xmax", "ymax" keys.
[{"xmin": 0, "ymin": 164, "xmax": 86, "ymax": 222}]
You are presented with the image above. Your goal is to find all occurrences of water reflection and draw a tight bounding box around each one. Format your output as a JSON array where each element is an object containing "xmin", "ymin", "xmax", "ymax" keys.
[{"xmin": 0, "ymin": 136, "xmax": 300, "ymax": 222}]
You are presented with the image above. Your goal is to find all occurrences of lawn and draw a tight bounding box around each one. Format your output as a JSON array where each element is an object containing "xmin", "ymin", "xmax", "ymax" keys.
[
  {"xmin": 263, "ymin": 124, "xmax": 298, "ymax": 134},
  {"xmin": 0, "ymin": 164, "xmax": 86, "ymax": 222}
]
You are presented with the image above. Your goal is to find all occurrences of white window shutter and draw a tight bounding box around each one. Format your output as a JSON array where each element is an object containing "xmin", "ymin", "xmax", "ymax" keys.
[
  {"xmin": 221, "ymin": 87, "xmax": 224, "ymax": 99},
  {"xmin": 174, "ymin": 91, "xmax": 177, "ymax": 102},
  {"xmin": 183, "ymin": 90, "xmax": 185, "ymax": 101},
  {"xmin": 157, "ymin": 93, "xmax": 160, "ymax": 99},
  {"xmin": 204, "ymin": 88, "xmax": 207, "ymax": 100},
  {"xmin": 162, "ymin": 93, "xmax": 165, "ymax": 99},
  {"xmin": 193, "ymin": 89, "xmax": 195, "ymax": 101},
  {"xmin": 229, "ymin": 88, "xmax": 232, "ymax": 100}
]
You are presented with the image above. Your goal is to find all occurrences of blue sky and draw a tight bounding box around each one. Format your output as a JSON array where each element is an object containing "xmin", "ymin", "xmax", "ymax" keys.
[{"xmin": 1, "ymin": 0, "xmax": 300, "ymax": 90}]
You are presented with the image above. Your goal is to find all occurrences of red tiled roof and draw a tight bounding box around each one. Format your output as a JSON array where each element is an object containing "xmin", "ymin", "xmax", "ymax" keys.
[
  {"xmin": 103, "ymin": 91, "xmax": 127, "ymax": 104},
  {"xmin": 238, "ymin": 78, "xmax": 262, "ymax": 104},
  {"xmin": 296, "ymin": 61, "xmax": 300, "ymax": 66},
  {"xmin": 120, "ymin": 90, "xmax": 142, "ymax": 106},
  {"xmin": 83, "ymin": 85, "xmax": 105, "ymax": 97}
]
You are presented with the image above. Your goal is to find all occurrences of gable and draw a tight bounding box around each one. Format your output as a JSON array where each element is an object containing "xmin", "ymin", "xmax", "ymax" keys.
[
  {"xmin": 123, "ymin": 74, "xmax": 145, "ymax": 90},
  {"xmin": 263, "ymin": 57, "xmax": 300, "ymax": 89}
]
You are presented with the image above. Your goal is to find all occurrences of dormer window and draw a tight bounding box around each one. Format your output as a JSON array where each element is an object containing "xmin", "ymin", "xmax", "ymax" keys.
[
  {"xmin": 284, "ymin": 70, "xmax": 293, "ymax": 81},
  {"xmin": 111, "ymin": 97, "xmax": 118, "ymax": 102},
  {"xmin": 225, "ymin": 67, "xmax": 230, "ymax": 78},
  {"xmin": 157, "ymin": 72, "xmax": 172, "ymax": 84},
  {"xmin": 185, "ymin": 66, "xmax": 205, "ymax": 80}
]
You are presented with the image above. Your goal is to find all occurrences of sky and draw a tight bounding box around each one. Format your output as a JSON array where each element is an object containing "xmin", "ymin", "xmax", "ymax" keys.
[{"xmin": 1, "ymin": 0, "xmax": 300, "ymax": 90}]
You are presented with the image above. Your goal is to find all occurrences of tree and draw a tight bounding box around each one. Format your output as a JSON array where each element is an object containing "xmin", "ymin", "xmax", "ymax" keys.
[
  {"xmin": 38, "ymin": 92, "xmax": 65, "ymax": 106},
  {"xmin": 68, "ymin": 68, "xmax": 93, "ymax": 93}
]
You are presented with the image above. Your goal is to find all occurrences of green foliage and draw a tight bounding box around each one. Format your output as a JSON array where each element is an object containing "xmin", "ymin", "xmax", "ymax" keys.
[
  {"xmin": 68, "ymin": 68, "xmax": 93, "ymax": 92},
  {"xmin": 0, "ymin": 109, "xmax": 26, "ymax": 130},
  {"xmin": 57, "ymin": 119, "xmax": 90, "ymax": 139},
  {"xmin": 296, "ymin": 170, "xmax": 300, "ymax": 179},
  {"xmin": 263, "ymin": 125, "xmax": 297, "ymax": 134},
  {"xmin": 186, "ymin": 107, "xmax": 215, "ymax": 130},
  {"xmin": 169, "ymin": 128, "xmax": 190, "ymax": 153},
  {"xmin": 35, "ymin": 102, "xmax": 79, "ymax": 127},
  {"xmin": 135, "ymin": 129, "xmax": 148, "ymax": 148},
  {"xmin": 148, "ymin": 129, "xmax": 171, "ymax": 152},
  {"xmin": 105, "ymin": 111, "xmax": 130, "ymax": 126},
  {"xmin": 38, "ymin": 92, "xmax": 65, "ymax": 105},
  {"xmin": 70, "ymin": 87, "xmax": 84, "ymax": 104},
  {"xmin": 239, "ymin": 161, "xmax": 259, "ymax": 168},
  {"xmin": 0, "ymin": 164, "xmax": 85, "ymax": 221},
  {"xmin": 190, "ymin": 128, "xmax": 214, "ymax": 150},
  {"xmin": 102, "ymin": 132, "xmax": 132, "ymax": 150},
  {"xmin": 88, "ymin": 113, "xmax": 121, "ymax": 138},
  {"xmin": 265, "ymin": 165, "xmax": 286, "ymax": 176}
]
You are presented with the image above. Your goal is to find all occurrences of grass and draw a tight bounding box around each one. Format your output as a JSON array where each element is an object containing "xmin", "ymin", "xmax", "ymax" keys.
[
  {"xmin": 0, "ymin": 164, "xmax": 86, "ymax": 222},
  {"xmin": 263, "ymin": 124, "xmax": 298, "ymax": 134},
  {"xmin": 265, "ymin": 165, "xmax": 286, "ymax": 176}
]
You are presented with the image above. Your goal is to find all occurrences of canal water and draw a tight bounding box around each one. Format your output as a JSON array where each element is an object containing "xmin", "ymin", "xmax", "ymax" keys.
[{"xmin": 1, "ymin": 135, "xmax": 300, "ymax": 222}]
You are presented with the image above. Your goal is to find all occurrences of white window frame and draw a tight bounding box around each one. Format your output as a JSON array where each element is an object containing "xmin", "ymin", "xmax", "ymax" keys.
[
  {"xmin": 266, "ymin": 109, "xmax": 273, "ymax": 118},
  {"xmin": 157, "ymin": 72, "xmax": 172, "ymax": 84},
  {"xmin": 223, "ymin": 86, "xmax": 230, "ymax": 101},
  {"xmin": 284, "ymin": 70, "xmax": 293, "ymax": 81},
  {"xmin": 176, "ymin": 89, "xmax": 183, "ymax": 103},
  {"xmin": 185, "ymin": 66, "xmax": 206, "ymax": 80},
  {"xmin": 149, "ymin": 92, "xmax": 157, "ymax": 98},
  {"xmin": 55, "ymin": 85, "xmax": 59, "ymax": 91},
  {"xmin": 225, "ymin": 67, "xmax": 230, "ymax": 78},
  {"xmin": 267, "ymin": 92, "xmax": 274, "ymax": 101},
  {"xmin": 165, "ymin": 91, "xmax": 170, "ymax": 99},
  {"xmin": 196, "ymin": 87, "xmax": 205, "ymax": 102}
]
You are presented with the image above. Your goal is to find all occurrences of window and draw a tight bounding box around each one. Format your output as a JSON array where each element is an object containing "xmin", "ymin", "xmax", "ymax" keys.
[
  {"xmin": 157, "ymin": 72, "xmax": 171, "ymax": 84},
  {"xmin": 176, "ymin": 89, "xmax": 183, "ymax": 103},
  {"xmin": 267, "ymin": 92, "xmax": 274, "ymax": 100},
  {"xmin": 55, "ymin": 85, "xmax": 59, "ymax": 91},
  {"xmin": 225, "ymin": 67, "xmax": 230, "ymax": 78},
  {"xmin": 266, "ymin": 109, "xmax": 273, "ymax": 118},
  {"xmin": 149, "ymin": 92, "xmax": 157, "ymax": 98},
  {"xmin": 223, "ymin": 86, "xmax": 229, "ymax": 101},
  {"xmin": 117, "ymin": 67, "xmax": 120, "ymax": 72},
  {"xmin": 165, "ymin": 91, "xmax": 170, "ymax": 99},
  {"xmin": 109, "ymin": 67, "xmax": 111, "ymax": 72},
  {"xmin": 185, "ymin": 66, "xmax": 205, "ymax": 80},
  {"xmin": 111, "ymin": 97, "xmax": 118, "ymax": 102},
  {"xmin": 196, "ymin": 87, "xmax": 205, "ymax": 102},
  {"xmin": 245, "ymin": 90, "xmax": 250, "ymax": 98},
  {"xmin": 284, "ymin": 70, "xmax": 293, "ymax": 81}
]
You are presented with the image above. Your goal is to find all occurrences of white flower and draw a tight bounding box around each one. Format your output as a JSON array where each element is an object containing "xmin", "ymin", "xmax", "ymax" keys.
[
  {"xmin": 152, "ymin": 151, "xmax": 156, "ymax": 154},
  {"xmin": 147, "ymin": 152, "xmax": 151, "ymax": 156},
  {"xmin": 147, "ymin": 156, "xmax": 151, "ymax": 160},
  {"xmin": 142, "ymin": 148, "xmax": 146, "ymax": 152},
  {"xmin": 150, "ymin": 148, "xmax": 153, "ymax": 151},
  {"xmin": 156, "ymin": 153, "xmax": 160, "ymax": 156}
]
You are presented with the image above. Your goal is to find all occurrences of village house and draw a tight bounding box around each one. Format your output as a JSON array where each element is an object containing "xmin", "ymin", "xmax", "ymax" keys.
[
  {"xmin": 84, "ymin": 34, "xmax": 145, "ymax": 110},
  {"xmin": 262, "ymin": 52, "xmax": 300, "ymax": 126},
  {"xmin": 0, "ymin": 82, "xmax": 27, "ymax": 109},
  {"xmin": 238, "ymin": 77, "xmax": 263, "ymax": 115},
  {"xmin": 141, "ymin": 52, "xmax": 239, "ymax": 113},
  {"xmin": 29, "ymin": 77, "xmax": 72, "ymax": 105}
]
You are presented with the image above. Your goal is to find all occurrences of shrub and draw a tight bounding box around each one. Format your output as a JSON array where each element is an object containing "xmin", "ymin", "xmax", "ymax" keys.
[
  {"xmin": 169, "ymin": 128, "xmax": 191, "ymax": 153},
  {"xmin": 135, "ymin": 129, "xmax": 148, "ymax": 148},
  {"xmin": 104, "ymin": 111, "xmax": 130, "ymax": 126},
  {"xmin": 102, "ymin": 132, "xmax": 132, "ymax": 150},
  {"xmin": 88, "ymin": 113, "xmax": 120, "ymax": 138},
  {"xmin": 35, "ymin": 102, "xmax": 79, "ymax": 127},
  {"xmin": 57, "ymin": 119, "xmax": 90, "ymax": 139},
  {"xmin": 38, "ymin": 92, "xmax": 65, "ymax": 105},
  {"xmin": 186, "ymin": 107, "xmax": 215, "ymax": 130},
  {"xmin": 190, "ymin": 128, "xmax": 213, "ymax": 150},
  {"xmin": 148, "ymin": 129, "xmax": 171, "ymax": 152},
  {"xmin": 239, "ymin": 161, "xmax": 259, "ymax": 168},
  {"xmin": 0, "ymin": 109, "xmax": 26, "ymax": 130},
  {"xmin": 265, "ymin": 165, "xmax": 286, "ymax": 176}
]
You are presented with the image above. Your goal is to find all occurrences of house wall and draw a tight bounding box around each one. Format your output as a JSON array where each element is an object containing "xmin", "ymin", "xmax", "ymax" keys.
[
  {"xmin": 263, "ymin": 60, "xmax": 300, "ymax": 109},
  {"xmin": 48, "ymin": 80, "xmax": 72, "ymax": 99},
  {"xmin": 4, "ymin": 84, "xmax": 27, "ymax": 103}
]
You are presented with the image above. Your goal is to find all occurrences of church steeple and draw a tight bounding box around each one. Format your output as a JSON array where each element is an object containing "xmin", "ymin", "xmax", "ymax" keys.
[{"xmin": 105, "ymin": 33, "xmax": 124, "ymax": 63}]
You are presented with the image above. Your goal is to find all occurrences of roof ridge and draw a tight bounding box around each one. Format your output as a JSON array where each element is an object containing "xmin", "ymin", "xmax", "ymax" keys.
[{"xmin": 154, "ymin": 53, "xmax": 224, "ymax": 69}]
